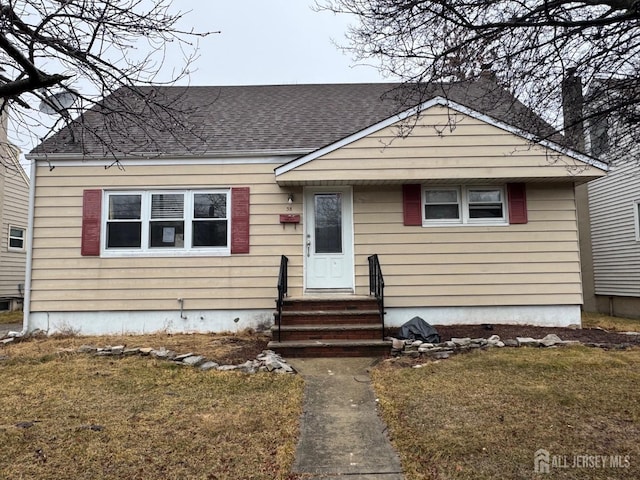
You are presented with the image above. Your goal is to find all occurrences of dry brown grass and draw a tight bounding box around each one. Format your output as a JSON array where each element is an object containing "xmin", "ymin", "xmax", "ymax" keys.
[
  {"xmin": 0, "ymin": 333, "xmax": 304, "ymax": 480},
  {"xmin": 4, "ymin": 330, "xmax": 270, "ymax": 364},
  {"xmin": 373, "ymin": 346, "xmax": 640, "ymax": 479},
  {"xmin": 582, "ymin": 311, "xmax": 640, "ymax": 332},
  {"xmin": 0, "ymin": 309, "xmax": 23, "ymax": 324}
]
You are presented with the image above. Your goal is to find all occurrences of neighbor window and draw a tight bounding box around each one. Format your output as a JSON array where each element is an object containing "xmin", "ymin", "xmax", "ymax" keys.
[
  {"xmin": 635, "ymin": 201, "xmax": 640, "ymax": 242},
  {"xmin": 8, "ymin": 226, "xmax": 26, "ymax": 251},
  {"xmin": 104, "ymin": 190, "xmax": 230, "ymax": 253},
  {"xmin": 423, "ymin": 186, "xmax": 506, "ymax": 225}
]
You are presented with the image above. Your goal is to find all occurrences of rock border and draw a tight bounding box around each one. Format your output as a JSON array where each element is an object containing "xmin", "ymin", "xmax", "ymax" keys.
[
  {"xmin": 391, "ymin": 333, "xmax": 637, "ymax": 362},
  {"xmin": 0, "ymin": 339, "xmax": 295, "ymax": 374},
  {"xmin": 77, "ymin": 345, "xmax": 296, "ymax": 373}
]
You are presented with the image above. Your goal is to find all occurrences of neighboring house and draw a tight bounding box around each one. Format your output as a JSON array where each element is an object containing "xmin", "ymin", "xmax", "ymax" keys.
[
  {"xmin": 584, "ymin": 118, "xmax": 640, "ymax": 318},
  {"xmin": 571, "ymin": 76, "xmax": 640, "ymax": 320},
  {"xmin": 0, "ymin": 116, "xmax": 28, "ymax": 311},
  {"xmin": 23, "ymin": 80, "xmax": 607, "ymax": 335}
]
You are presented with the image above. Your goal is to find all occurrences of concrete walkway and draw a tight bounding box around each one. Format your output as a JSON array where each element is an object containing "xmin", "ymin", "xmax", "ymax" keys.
[{"xmin": 289, "ymin": 357, "xmax": 405, "ymax": 480}]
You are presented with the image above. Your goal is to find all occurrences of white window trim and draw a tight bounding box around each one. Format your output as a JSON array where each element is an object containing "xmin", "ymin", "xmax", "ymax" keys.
[
  {"xmin": 8, "ymin": 225, "xmax": 26, "ymax": 252},
  {"xmin": 422, "ymin": 185, "xmax": 508, "ymax": 227},
  {"xmin": 634, "ymin": 200, "xmax": 640, "ymax": 242},
  {"xmin": 101, "ymin": 189, "xmax": 231, "ymax": 257}
]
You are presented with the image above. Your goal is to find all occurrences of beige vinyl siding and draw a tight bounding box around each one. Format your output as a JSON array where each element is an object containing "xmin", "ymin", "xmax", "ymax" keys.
[
  {"xmin": 30, "ymin": 163, "xmax": 303, "ymax": 312},
  {"xmin": 351, "ymin": 183, "xmax": 583, "ymax": 307},
  {"xmin": 0, "ymin": 158, "xmax": 29, "ymax": 300},
  {"xmin": 277, "ymin": 105, "xmax": 604, "ymax": 184},
  {"xmin": 588, "ymin": 144, "xmax": 640, "ymax": 297}
]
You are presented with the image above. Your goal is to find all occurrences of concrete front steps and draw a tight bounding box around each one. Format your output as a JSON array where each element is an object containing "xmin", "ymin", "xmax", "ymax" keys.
[{"xmin": 267, "ymin": 296, "xmax": 391, "ymax": 357}]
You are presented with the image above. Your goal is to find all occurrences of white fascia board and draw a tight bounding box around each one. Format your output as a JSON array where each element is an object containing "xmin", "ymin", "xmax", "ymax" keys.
[
  {"xmin": 275, "ymin": 96, "xmax": 609, "ymax": 176},
  {"xmin": 25, "ymin": 149, "xmax": 311, "ymax": 167}
]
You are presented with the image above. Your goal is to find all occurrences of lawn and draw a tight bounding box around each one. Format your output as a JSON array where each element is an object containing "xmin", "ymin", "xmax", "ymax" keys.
[
  {"xmin": 0, "ymin": 309, "xmax": 23, "ymax": 324},
  {"xmin": 372, "ymin": 346, "xmax": 640, "ymax": 479},
  {"xmin": 0, "ymin": 332, "xmax": 304, "ymax": 480},
  {"xmin": 582, "ymin": 311, "xmax": 640, "ymax": 332}
]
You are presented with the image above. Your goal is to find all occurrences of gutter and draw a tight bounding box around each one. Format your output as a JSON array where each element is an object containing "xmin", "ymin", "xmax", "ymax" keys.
[{"xmin": 21, "ymin": 159, "xmax": 37, "ymax": 336}]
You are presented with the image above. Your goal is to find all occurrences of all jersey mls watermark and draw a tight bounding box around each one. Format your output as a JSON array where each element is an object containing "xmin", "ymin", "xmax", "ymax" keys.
[{"xmin": 534, "ymin": 448, "xmax": 631, "ymax": 473}]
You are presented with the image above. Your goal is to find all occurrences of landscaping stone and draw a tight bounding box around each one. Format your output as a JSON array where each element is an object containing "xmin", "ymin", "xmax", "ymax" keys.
[
  {"xmin": 388, "ymin": 327, "xmax": 634, "ymax": 363},
  {"xmin": 199, "ymin": 361, "xmax": 219, "ymax": 371},
  {"xmin": 71, "ymin": 344, "xmax": 295, "ymax": 374},
  {"xmin": 181, "ymin": 355, "xmax": 205, "ymax": 367},
  {"xmin": 174, "ymin": 352, "xmax": 195, "ymax": 361},
  {"xmin": 110, "ymin": 345, "xmax": 125, "ymax": 355},
  {"xmin": 540, "ymin": 334, "xmax": 563, "ymax": 347},
  {"xmin": 516, "ymin": 337, "xmax": 540, "ymax": 347},
  {"xmin": 217, "ymin": 365, "xmax": 240, "ymax": 371},
  {"xmin": 430, "ymin": 351, "xmax": 450, "ymax": 360}
]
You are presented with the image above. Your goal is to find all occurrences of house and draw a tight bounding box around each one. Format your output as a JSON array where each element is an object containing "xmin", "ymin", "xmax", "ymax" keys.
[
  {"xmin": 578, "ymin": 79, "xmax": 640, "ymax": 319},
  {"xmin": 0, "ymin": 115, "xmax": 29, "ymax": 311},
  {"xmin": 23, "ymin": 79, "xmax": 607, "ymax": 337}
]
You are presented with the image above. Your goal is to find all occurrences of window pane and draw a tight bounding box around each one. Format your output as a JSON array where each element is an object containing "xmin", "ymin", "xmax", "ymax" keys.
[
  {"xmin": 9, "ymin": 238, "xmax": 23, "ymax": 248},
  {"xmin": 315, "ymin": 194, "xmax": 342, "ymax": 254},
  {"xmin": 425, "ymin": 190, "xmax": 458, "ymax": 203},
  {"xmin": 109, "ymin": 195, "xmax": 141, "ymax": 220},
  {"xmin": 469, "ymin": 190, "xmax": 501, "ymax": 203},
  {"xmin": 9, "ymin": 227, "xmax": 24, "ymax": 239},
  {"xmin": 107, "ymin": 222, "xmax": 141, "ymax": 248},
  {"xmin": 151, "ymin": 194, "xmax": 184, "ymax": 219},
  {"xmin": 150, "ymin": 221, "xmax": 184, "ymax": 247},
  {"xmin": 193, "ymin": 220, "xmax": 227, "ymax": 247},
  {"xmin": 194, "ymin": 193, "xmax": 227, "ymax": 219},
  {"xmin": 469, "ymin": 204, "xmax": 503, "ymax": 218},
  {"xmin": 425, "ymin": 204, "xmax": 460, "ymax": 220}
]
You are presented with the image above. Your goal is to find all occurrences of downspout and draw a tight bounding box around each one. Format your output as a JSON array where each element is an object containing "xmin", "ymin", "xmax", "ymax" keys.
[{"xmin": 21, "ymin": 158, "xmax": 37, "ymax": 336}]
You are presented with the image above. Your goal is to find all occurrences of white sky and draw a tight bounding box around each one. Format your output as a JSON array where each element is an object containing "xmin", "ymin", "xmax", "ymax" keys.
[
  {"xmin": 177, "ymin": 0, "xmax": 387, "ymax": 86},
  {"xmin": 11, "ymin": 0, "xmax": 390, "ymax": 163}
]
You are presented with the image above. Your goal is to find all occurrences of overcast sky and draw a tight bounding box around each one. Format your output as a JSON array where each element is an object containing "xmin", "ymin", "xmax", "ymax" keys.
[
  {"xmin": 176, "ymin": 0, "xmax": 387, "ymax": 86},
  {"xmin": 12, "ymin": 0, "xmax": 391, "ymax": 162}
]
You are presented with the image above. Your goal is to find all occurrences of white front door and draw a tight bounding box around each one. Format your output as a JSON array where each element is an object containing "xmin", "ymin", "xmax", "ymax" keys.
[{"xmin": 304, "ymin": 187, "xmax": 354, "ymax": 290}]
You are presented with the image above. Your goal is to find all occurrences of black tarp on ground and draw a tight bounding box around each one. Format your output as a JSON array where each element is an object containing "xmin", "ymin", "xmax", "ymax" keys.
[{"xmin": 396, "ymin": 316, "xmax": 440, "ymax": 343}]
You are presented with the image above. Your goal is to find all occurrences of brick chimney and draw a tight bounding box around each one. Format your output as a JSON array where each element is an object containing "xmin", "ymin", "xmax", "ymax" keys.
[{"xmin": 562, "ymin": 68, "xmax": 585, "ymax": 151}]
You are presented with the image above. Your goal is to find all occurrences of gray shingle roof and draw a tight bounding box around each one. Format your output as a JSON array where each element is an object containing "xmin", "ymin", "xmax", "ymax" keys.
[{"xmin": 31, "ymin": 77, "xmax": 559, "ymax": 157}]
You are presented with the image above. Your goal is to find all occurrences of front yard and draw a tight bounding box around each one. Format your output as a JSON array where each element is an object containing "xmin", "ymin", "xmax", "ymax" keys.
[
  {"xmin": 0, "ymin": 332, "xmax": 303, "ymax": 480},
  {"xmin": 373, "ymin": 346, "xmax": 640, "ymax": 479},
  {"xmin": 1, "ymin": 316, "xmax": 639, "ymax": 479}
]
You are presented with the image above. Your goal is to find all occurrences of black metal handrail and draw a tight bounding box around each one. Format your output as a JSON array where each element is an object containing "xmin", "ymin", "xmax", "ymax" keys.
[
  {"xmin": 275, "ymin": 255, "xmax": 289, "ymax": 342},
  {"xmin": 368, "ymin": 254, "xmax": 385, "ymax": 340}
]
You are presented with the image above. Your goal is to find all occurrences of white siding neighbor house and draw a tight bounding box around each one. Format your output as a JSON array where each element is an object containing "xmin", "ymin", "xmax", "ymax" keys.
[{"xmin": 0, "ymin": 116, "xmax": 29, "ymax": 311}]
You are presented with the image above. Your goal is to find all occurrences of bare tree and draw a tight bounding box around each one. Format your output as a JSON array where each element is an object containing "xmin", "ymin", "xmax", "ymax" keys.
[
  {"xmin": 0, "ymin": 0, "xmax": 213, "ymax": 165},
  {"xmin": 319, "ymin": 0, "xmax": 640, "ymax": 156}
]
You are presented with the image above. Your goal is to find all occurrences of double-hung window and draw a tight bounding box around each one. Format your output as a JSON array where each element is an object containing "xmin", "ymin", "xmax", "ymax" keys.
[
  {"xmin": 104, "ymin": 190, "xmax": 230, "ymax": 254},
  {"xmin": 635, "ymin": 200, "xmax": 640, "ymax": 242},
  {"xmin": 423, "ymin": 186, "xmax": 507, "ymax": 225},
  {"xmin": 8, "ymin": 226, "xmax": 26, "ymax": 251}
]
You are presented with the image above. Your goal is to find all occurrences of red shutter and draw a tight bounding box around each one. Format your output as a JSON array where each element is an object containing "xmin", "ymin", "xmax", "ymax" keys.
[
  {"xmin": 231, "ymin": 187, "xmax": 250, "ymax": 254},
  {"xmin": 81, "ymin": 189, "xmax": 102, "ymax": 256},
  {"xmin": 402, "ymin": 184, "xmax": 422, "ymax": 226},
  {"xmin": 507, "ymin": 183, "xmax": 528, "ymax": 224}
]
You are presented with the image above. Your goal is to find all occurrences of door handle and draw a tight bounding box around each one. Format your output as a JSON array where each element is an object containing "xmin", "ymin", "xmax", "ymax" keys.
[{"xmin": 306, "ymin": 236, "xmax": 311, "ymax": 257}]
